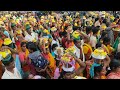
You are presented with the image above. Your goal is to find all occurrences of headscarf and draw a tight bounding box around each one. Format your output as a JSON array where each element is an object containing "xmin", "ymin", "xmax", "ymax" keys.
[{"xmin": 89, "ymin": 62, "xmax": 101, "ymax": 78}]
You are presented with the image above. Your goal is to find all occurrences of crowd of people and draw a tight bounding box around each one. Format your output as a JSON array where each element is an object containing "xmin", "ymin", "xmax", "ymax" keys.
[{"xmin": 0, "ymin": 11, "xmax": 120, "ymax": 79}]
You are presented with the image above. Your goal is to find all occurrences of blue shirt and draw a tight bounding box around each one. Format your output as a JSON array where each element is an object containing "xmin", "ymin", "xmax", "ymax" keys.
[{"xmin": 51, "ymin": 51, "xmax": 55, "ymax": 58}]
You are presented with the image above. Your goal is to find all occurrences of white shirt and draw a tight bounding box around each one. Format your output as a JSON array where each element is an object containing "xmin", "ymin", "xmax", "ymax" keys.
[
  {"xmin": 90, "ymin": 35, "xmax": 97, "ymax": 49},
  {"xmin": 13, "ymin": 16, "xmax": 16, "ymax": 20},
  {"xmin": 2, "ymin": 68, "xmax": 22, "ymax": 79},
  {"xmin": 74, "ymin": 45, "xmax": 85, "ymax": 62},
  {"xmin": 9, "ymin": 30, "xmax": 15, "ymax": 43},
  {"xmin": 51, "ymin": 39, "xmax": 60, "ymax": 47},
  {"xmin": 74, "ymin": 45, "xmax": 80, "ymax": 58},
  {"xmin": 25, "ymin": 32, "xmax": 38, "ymax": 42},
  {"xmin": 12, "ymin": 37, "xmax": 15, "ymax": 43},
  {"xmin": 94, "ymin": 20, "xmax": 101, "ymax": 27}
]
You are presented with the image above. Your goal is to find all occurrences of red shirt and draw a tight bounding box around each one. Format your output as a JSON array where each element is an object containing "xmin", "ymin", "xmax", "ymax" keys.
[{"xmin": 107, "ymin": 72, "xmax": 120, "ymax": 79}]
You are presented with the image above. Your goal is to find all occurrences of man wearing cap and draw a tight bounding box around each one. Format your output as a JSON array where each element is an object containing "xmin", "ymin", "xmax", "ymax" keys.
[
  {"xmin": 25, "ymin": 25, "xmax": 38, "ymax": 42},
  {"xmin": 1, "ymin": 54, "xmax": 22, "ymax": 79}
]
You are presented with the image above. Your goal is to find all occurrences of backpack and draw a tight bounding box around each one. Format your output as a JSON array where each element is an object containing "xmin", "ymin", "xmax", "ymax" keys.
[{"xmin": 30, "ymin": 54, "xmax": 49, "ymax": 69}]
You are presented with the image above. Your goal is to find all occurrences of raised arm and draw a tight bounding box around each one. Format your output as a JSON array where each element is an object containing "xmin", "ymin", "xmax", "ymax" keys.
[
  {"xmin": 0, "ymin": 46, "xmax": 18, "ymax": 54},
  {"xmin": 66, "ymin": 29, "xmax": 71, "ymax": 41},
  {"xmin": 75, "ymin": 58, "xmax": 86, "ymax": 76},
  {"xmin": 79, "ymin": 31, "xmax": 89, "ymax": 41},
  {"xmin": 70, "ymin": 54, "xmax": 86, "ymax": 78},
  {"xmin": 103, "ymin": 55, "xmax": 111, "ymax": 69}
]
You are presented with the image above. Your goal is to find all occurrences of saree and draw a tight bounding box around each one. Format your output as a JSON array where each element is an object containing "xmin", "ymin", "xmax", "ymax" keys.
[
  {"xmin": 42, "ymin": 52, "xmax": 56, "ymax": 77},
  {"xmin": 16, "ymin": 41, "xmax": 21, "ymax": 53},
  {"xmin": 19, "ymin": 49, "xmax": 30, "ymax": 73},
  {"xmin": 75, "ymin": 62, "xmax": 83, "ymax": 76},
  {"xmin": 85, "ymin": 60, "xmax": 94, "ymax": 79},
  {"xmin": 83, "ymin": 43, "xmax": 93, "ymax": 55}
]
